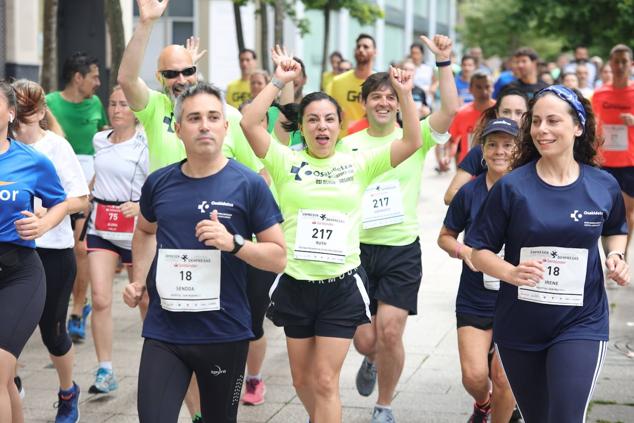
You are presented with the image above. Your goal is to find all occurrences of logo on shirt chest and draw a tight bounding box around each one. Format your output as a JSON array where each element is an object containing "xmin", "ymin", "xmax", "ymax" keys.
[
  {"xmin": 196, "ymin": 200, "xmax": 234, "ymax": 219},
  {"xmin": 0, "ymin": 182, "xmax": 18, "ymax": 202},
  {"xmin": 570, "ymin": 209, "xmax": 604, "ymax": 227},
  {"xmin": 164, "ymin": 113, "xmax": 175, "ymax": 133},
  {"xmin": 289, "ymin": 162, "xmax": 354, "ymax": 185},
  {"xmin": 347, "ymin": 91, "xmax": 362, "ymax": 103}
]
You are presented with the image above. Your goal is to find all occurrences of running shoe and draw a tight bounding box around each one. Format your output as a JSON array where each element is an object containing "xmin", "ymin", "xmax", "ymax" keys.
[
  {"xmin": 67, "ymin": 315, "xmax": 84, "ymax": 342},
  {"xmin": 54, "ymin": 382, "xmax": 80, "ymax": 423},
  {"xmin": 241, "ymin": 378, "xmax": 266, "ymax": 405},
  {"xmin": 371, "ymin": 407, "xmax": 396, "ymax": 423},
  {"xmin": 191, "ymin": 413, "xmax": 203, "ymax": 423},
  {"xmin": 89, "ymin": 367, "xmax": 118, "ymax": 394},
  {"xmin": 467, "ymin": 402, "xmax": 491, "ymax": 423},
  {"xmin": 14, "ymin": 376, "xmax": 25, "ymax": 400},
  {"xmin": 355, "ymin": 357, "xmax": 377, "ymax": 397}
]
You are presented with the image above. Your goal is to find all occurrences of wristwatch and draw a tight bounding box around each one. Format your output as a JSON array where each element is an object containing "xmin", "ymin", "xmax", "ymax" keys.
[{"xmin": 231, "ymin": 234, "xmax": 245, "ymax": 254}]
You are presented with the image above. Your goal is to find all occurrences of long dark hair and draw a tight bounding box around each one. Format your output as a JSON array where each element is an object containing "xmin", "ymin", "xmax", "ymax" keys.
[
  {"xmin": 471, "ymin": 87, "xmax": 529, "ymax": 146},
  {"xmin": 511, "ymin": 88, "xmax": 598, "ymax": 169}
]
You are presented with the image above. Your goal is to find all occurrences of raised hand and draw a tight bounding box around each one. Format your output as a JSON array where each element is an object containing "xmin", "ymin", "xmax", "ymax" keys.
[
  {"xmin": 271, "ymin": 45, "xmax": 302, "ymax": 84},
  {"xmin": 185, "ymin": 36, "xmax": 207, "ymax": 64},
  {"xmin": 271, "ymin": 44, "xmax": 291, "ymax": 68},
  {"xmin": 420, "ymin": 35, "xmax": 453, "ymax": 62},
  {"xmin": 137, "ymin": 0, "xmax": 169, "ymax": 23},
  {"xmin": 389, "ymin": 65, "xmax": 413, "ymax": 96}
]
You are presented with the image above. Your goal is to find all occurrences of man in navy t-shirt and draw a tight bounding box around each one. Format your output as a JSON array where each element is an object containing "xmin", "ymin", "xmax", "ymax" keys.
[{"xmin": 123, "ymin": 82, "xmax": 286, "ymax": 423}]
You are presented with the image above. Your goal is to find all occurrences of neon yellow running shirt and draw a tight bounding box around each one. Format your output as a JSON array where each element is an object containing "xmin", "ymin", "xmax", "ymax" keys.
[
  {"xmin": 262, "ymin": 139, "xmax": 392, "ymax": 280},
  {"xmin": 339, "ymin": 119, "xmax": 441, "ymax": 246},
  {"xmin": 134, "ymin": 89, "xmax": 261, "ymax": 172}
]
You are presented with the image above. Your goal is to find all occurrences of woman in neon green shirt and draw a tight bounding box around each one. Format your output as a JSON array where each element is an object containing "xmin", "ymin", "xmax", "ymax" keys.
[{"xmin": 240, "ymin": 42, "xmax": 451, "ymax": 422}]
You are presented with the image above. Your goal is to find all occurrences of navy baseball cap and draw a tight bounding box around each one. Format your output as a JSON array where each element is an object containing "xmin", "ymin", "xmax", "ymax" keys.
[{"xmin": 481, "ymin": 118, "xmax": 519, "ymax": 138}]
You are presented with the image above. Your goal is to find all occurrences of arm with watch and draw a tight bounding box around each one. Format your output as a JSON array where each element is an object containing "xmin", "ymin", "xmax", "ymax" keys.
[
  {"xmin": 603, "ymin": 234, "xmax": 629, "ymax": 286},
  {"xmin": 195, "ymin": 210, "xmax": 287, "ymax": 274}
]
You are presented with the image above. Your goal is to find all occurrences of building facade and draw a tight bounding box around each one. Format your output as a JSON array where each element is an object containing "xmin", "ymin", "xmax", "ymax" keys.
[{"xmin": 1, "ymin": 0, "xmax": 457, "ymax": 95}]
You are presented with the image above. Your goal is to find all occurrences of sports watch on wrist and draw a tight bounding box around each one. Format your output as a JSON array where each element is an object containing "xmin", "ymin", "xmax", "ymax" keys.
[{"xmin": 231, "ymin": 234, "xmax": 245, "ymax": 254}]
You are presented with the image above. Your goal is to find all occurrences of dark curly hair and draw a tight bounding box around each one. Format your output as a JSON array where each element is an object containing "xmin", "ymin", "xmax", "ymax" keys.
[{"xmin": 511, "ymin": 88, "xmax": 598, "ymax": 169}]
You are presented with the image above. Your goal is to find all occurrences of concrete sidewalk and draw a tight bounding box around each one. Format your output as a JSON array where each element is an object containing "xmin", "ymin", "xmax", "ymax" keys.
[{"xmin": 19, "ymin": 153, "xmax": 634, "ymax": 422}]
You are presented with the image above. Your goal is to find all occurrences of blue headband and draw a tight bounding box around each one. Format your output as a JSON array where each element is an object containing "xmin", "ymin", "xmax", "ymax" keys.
[{"xmin": 536, "ymin": 85, "xmax": 587, "ymax": 132}]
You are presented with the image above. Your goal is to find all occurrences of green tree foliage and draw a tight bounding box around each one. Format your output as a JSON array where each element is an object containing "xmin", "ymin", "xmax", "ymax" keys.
[
  {"xmin": 515, "ymin": 0, "xmax": 634, "ymax": 56},
  {"xmin": 458, "ymin": 0, "xmax": 564, "ymax": 61}
]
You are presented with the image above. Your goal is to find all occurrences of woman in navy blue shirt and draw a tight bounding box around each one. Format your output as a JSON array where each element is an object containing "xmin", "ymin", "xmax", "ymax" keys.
[
  {"xmin": 0, "ymin": 81, "xmax": 67, "ymax": 422},
  {"xmin": 469, "ymin": 86, "xmax": 629, "ymax": 423},
  {"xmin": 438, "ymin": 118, "xmax": 518, "ymax": 423},
  {"xmin": 443, "ymin": 87, "xmax": 529, "ymax": 205}
]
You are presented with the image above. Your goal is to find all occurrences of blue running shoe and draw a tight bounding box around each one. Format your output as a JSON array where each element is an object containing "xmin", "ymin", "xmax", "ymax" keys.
[
  {"xmin": 82, "ymin": 302, "xmax": 92, "ymax": 321},
  {"xmin": 89, "ymin": 368, "xmax": 118, "ymax": 394},
  {"xmin": 67, "ymin": 315, "xmax": 84, "ymax": 342},
  {"xmin": 55, "ymin": 382, "xmax": 80, "ymax": 423}
]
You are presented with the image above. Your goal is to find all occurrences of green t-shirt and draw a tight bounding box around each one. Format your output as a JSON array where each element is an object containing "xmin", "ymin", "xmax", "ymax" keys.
[
  {"xmin": 45, "ymin": 92, "xmax": 107, "ymax": 155},
  {"xmin": 339, "ymin": 119, "xmax": 442, "ymax": 246},
  {"xmin": 134, "ymin": 89, "xmax": 261, "ymax": 173},
  {"xmin": 262, "ymin": 139, "xmax": 392, "ymax": 280}
]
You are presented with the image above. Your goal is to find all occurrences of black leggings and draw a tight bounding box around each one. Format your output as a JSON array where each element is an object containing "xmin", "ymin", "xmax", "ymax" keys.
[
  {"xmin": 0, "ymin": 245, "xmax": 46, "ymax": 358},
  {"xmin": 497, "ymin": 340, "xmax": 607, "ymax": 423},
  {"xmin": 137, "ymin": 338, "xmax": 249, "ymax": 423},
  {"xmin": 246, "ymin": 265, "xmax": 277, "ymax": 340},
  {"xmin": 36, "ymin": 248, "xmax": 76, "ymax": 357}
]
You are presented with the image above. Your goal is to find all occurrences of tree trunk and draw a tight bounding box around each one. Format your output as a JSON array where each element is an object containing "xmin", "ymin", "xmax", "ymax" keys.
[
  {"xmin": 41, "ymin": 0, "xmax": 58, "ymax": 91},
  {"xmin": 104, "ymin": 0, "xmax": 125, "ymax": 91},
  {"xmin": 233, "ymin": 1, "xmax": 245, "ymax": 52},
  {"xmin": 260, "ymin": 1, "xmax": 270, "ymax": 72},
  {"xmin": 321, "ymin": 6, "xmax": 330, "ymax": 84},
  {"xmin": 273, "ymin": 0, "xmax": 284, "ymax": 45}
]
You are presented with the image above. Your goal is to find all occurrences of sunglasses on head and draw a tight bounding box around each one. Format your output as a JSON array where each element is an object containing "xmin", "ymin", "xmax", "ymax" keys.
[{"xmin": 160, "ymin": 66, "xmax": 197, "ymax": 79}]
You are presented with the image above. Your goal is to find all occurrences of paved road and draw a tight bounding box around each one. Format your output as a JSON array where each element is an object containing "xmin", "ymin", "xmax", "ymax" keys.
[{"xmin": 19, "ymin": 152, "xmax": 634, "ymax": 422}]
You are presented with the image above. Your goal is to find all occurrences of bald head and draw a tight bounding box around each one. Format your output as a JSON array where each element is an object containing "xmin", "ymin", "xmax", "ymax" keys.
[
  {"xmin": 158, "ymin": 45, "xmax": 193, "ymax": 70},
  {"xmin": 156, "ymin": 45, "xmax": 197, "ymax": 103}
]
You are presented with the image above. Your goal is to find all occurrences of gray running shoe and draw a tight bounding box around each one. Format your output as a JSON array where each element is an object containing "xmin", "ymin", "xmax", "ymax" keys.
[
  {"xmin": 372, "ymin": 406, "xmax": 396, "ymax": 423},
  {"xmin": 355, "ymin": 357, "xmax": 377, "ymax": 396}
]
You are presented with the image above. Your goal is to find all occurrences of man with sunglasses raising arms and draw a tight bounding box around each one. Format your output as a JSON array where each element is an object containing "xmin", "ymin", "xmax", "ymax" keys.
[{"xmin": 118, "ymin": 0, "xmax": 260, "ymax": 174}]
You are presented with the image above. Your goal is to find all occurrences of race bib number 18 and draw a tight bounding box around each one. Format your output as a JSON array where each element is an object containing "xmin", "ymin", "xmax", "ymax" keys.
[
  {"xmin": 517, "ymin": 246, "xmax": 588, "ymax": 307},
  {"xmin": 156, "ymin": 249, "xmax": 221, "ymax": 312}
]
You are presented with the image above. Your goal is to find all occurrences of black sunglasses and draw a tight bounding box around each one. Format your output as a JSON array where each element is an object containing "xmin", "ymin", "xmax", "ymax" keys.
[{"xmin": 160, "ymin": 66, "xmax": 197, "ymax": 79}]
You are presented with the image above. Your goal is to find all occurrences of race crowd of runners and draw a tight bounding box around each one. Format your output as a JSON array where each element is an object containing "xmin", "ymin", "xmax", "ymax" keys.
[{"xmin": 1, "ymin": 0, "xmax": 634, "ymax": 422}]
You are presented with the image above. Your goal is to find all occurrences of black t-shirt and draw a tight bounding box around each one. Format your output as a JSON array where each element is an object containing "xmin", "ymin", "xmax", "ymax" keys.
[{"xmin": 507, "ymin": 79, "xmax": 549, "ymax": 99}]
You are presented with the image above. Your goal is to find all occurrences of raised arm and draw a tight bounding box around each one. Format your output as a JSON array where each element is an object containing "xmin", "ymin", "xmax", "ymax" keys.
[
  {"xmin": 389, "ymin": 66, "xmax": 422, "ymax": 167},
  {"xmin": 117, "ymin": 0, "xmax": 169, "ymax": 111},
  {"xmin": 424, "ymin": 35, "xmax": 459, "ymax": 134},
  {"xmin": 240, "ymin": 45, "xmax": 302, "ymax": 158}
]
